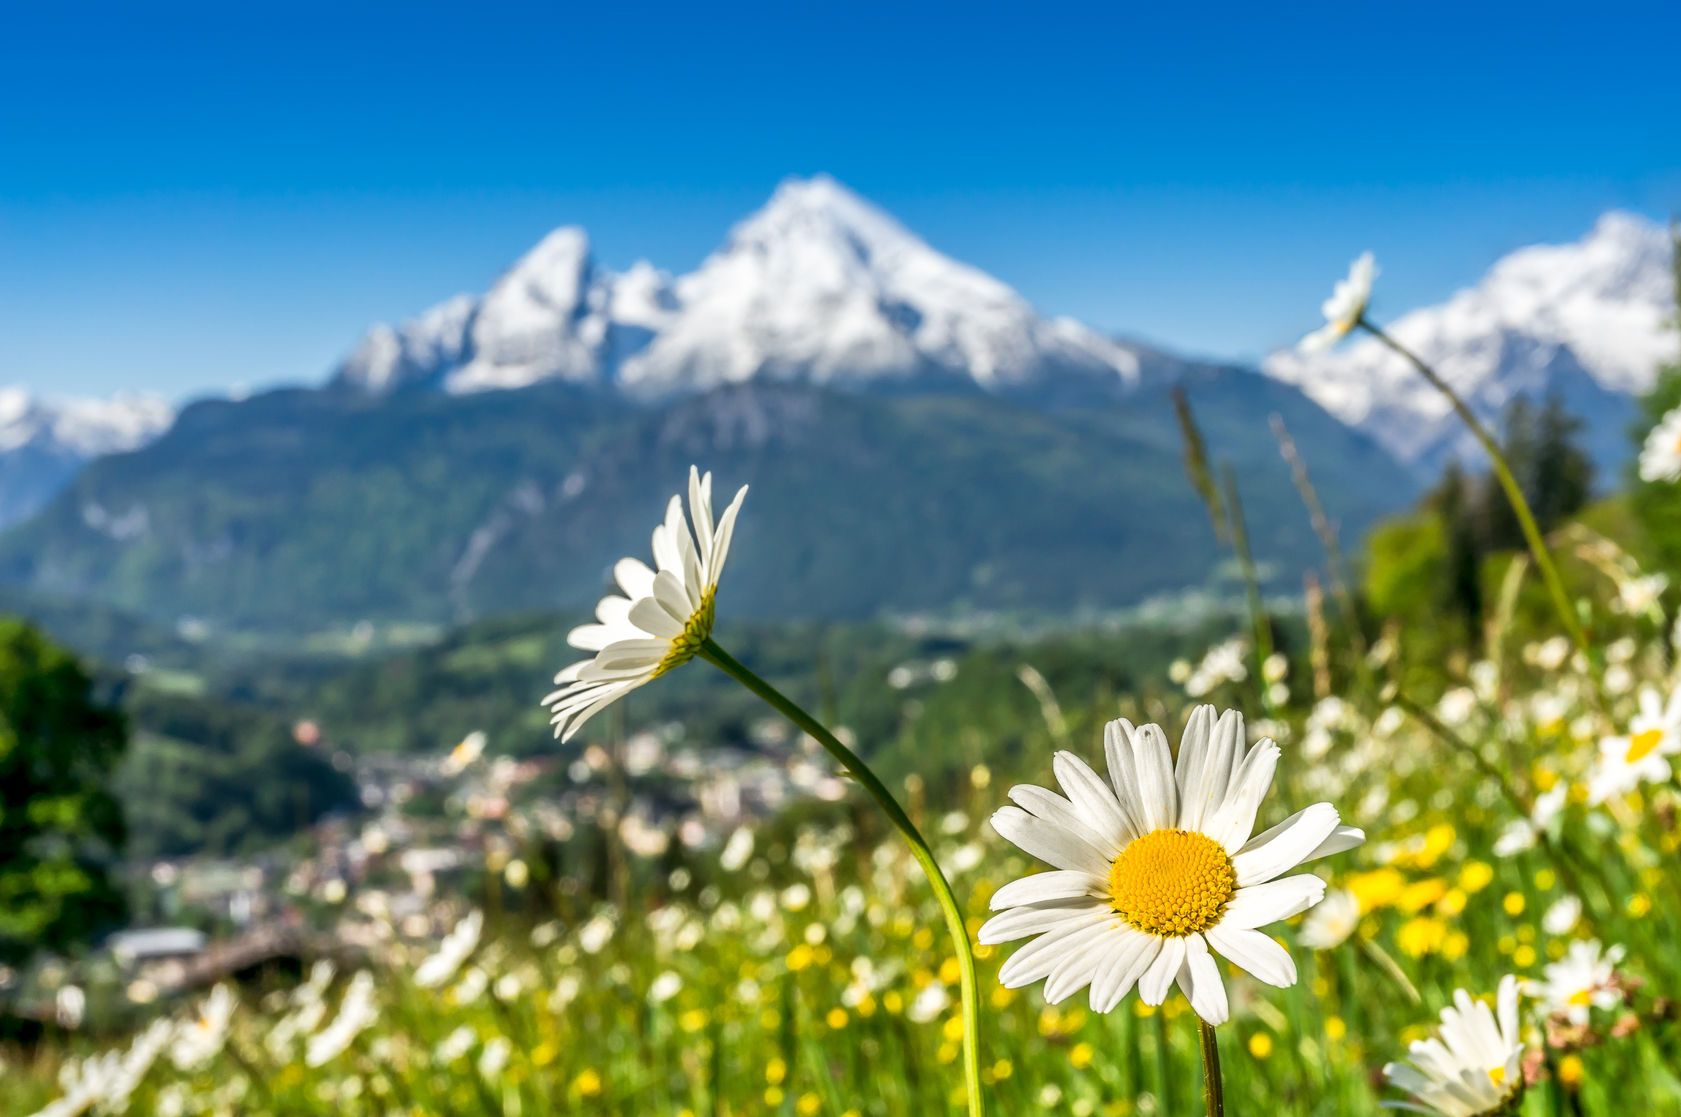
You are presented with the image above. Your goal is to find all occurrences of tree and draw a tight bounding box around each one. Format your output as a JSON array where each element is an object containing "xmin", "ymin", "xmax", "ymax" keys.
[{"xmin": 0, "ymin": 620, "xmax": 127, "ymax": 964}]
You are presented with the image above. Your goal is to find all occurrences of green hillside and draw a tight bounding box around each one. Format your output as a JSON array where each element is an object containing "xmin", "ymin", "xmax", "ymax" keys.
[{"xmin": 0, "ymin": 371, "xmax": 1416, "ymax": 633}]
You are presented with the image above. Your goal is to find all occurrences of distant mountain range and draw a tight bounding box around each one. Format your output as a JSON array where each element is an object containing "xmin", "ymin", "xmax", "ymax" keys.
[
  {"xmin": 1266, "ymin": 212, "xmax": 1677, "ymax": 475},
  {"xmin": 0, "ymin": 389, "xmax": 173, "ymax": 526},
  {"xmin": 3, "ymin": 181, "xmax": 1671, "ymax": 634},
  {"xmin": 332, "ymin": 176, "xmax": 1143, "ymax": 399},
  {"xmin": 0, "ymin": 179, "xmax": 1425, "ymax": 633}
]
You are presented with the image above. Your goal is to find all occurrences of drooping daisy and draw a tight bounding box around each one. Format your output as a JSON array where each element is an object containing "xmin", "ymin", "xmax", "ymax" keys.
[
  {"xmin": 981, "ymin": 706, "xmax": 1364, "ymax": 1025},
  {"xmin": 1299, "ymin": 252, "xmax": 1377, "ymax": 353},
  {"xmin": 1385, "ymin": 976, "xmax": 1525, "ymax": 1117},
  {"xmin": 1638, "ymin": 405, "xmax": 1681, "ymax": 483},
  {"xmin": 544, "ymin": 467, "xmax": 748, "ymax": 741},
  {"xmin": 1589, "ymin": 685, "xmax": 1681, "ymax": 803},
  {"xmin": 1528, "ymin": 940, "xmax": 1624, "ymax": 1026}
]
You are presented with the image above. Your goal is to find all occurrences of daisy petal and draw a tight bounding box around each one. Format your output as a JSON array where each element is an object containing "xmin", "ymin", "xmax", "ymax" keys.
[
  {"xmin": 990, "ymin": 807, "xmax": 1113, "ymax": 877},
  {"xmin": 1206, "ymin": 925, "xmax": 1298, "ymax": 988},
  {"xmin": 1233, "ymin": 803, "xmax": 1340, "ymax": 886},
  {"xmin": 988, "ymin": 871, "xmax": 1105, "ymax": 911},
  {"xmin": 1138, "ymin": 936, "xmax": 1187, "ymax": 1006},
  {"xmin": 1178, "ymin": 934, "xmax": 1230, "ymax": 1026},
  {"xmin": 1218, "ymin": 875, "xmax": 1327, "ymax": 929}
]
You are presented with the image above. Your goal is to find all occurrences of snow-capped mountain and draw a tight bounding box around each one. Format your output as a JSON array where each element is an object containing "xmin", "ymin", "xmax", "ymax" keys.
[
  {"xmin": 0, "ymin": 389, "xmax": 174, "ymax": 526},
  {"xmin": 332, "ymin": 175, "xmax": 1139, "ymax": 399},
  {"xmin": 1265, "ymin": 213, "xmax": 1677, "ymax": 473}
]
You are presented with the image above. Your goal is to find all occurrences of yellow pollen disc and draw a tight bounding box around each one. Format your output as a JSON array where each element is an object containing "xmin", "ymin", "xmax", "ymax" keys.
[
  {"xmin": 1489, "ymin": 1065, "xmax": 1506, "ymax": 1086},
  {"xmin": 1627, "ymin": 727, "xmax": 1664, "ymax": 763},
  {"xmin": 652, "ymin": 585, "xmax": 717, "ymax": 678},
  {"xmin": 1567, "ymin": 988, "xmax": 1594, "ymax": 1007},
  {"xmin": 1108, "ymin": 829, "xmax": 1237, "ymax": 937}
]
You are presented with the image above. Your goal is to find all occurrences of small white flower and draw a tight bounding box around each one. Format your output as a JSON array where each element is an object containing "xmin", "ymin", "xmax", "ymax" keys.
[
  {"xmin": 414, "ymin": 910, "xmax": 484, "ymax": 989},
  {"xmin": 477, "ymin": 1036, "xmax": 512, "ymax": 1079},
  {"xmin": 1385, "ymin": 976, "xmax": 1524, "ymax": 1116},
  {"xmin": 1639, "ymin": 405, "xmax": 1681, "ymax": 483},
  {"xmin": 170, "ymin": 984, "xmax": 236, "ymax": 1070},
  {"xmin": 1589, "ymin": 685, "xmax": 1681, "ymax": 803},
  {"xmin": 441, "ymin": 730, "xmax": 487, "ymax": 775},
  {"xmin": 543, "ymin": 467, "xmax": 747, "ymax": 741},
  {"xmin": 1528, "ymin": 940, "xmax": 1624, "ymax": 1025},
  {"xmin": 1300, "ymin": 252, "xmax": 1376, "ymax": 353},
  {"xmin": 648, "ymin": 971, "xmax": 683, "ymax": 1004},
  {"xmin": 305, "ymin": 972, "xmax": 378, "ymax": 1067},
  {"xmin": 982, "ymin": 705, "xmax": 1364, "ymax": 1025},
  {"xmin": 1541, "ymin": 896, "xmax": 1583, "ymax": 936},
  {"xmin": 1299, "ymin": 889, "xmax": 1360, "ymax": 950}
]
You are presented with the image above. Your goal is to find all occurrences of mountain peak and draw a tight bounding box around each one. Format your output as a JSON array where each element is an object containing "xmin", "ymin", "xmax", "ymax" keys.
[{"xmin": 334, "ymin": 176, "xmax": 1140, "ymax": 401}]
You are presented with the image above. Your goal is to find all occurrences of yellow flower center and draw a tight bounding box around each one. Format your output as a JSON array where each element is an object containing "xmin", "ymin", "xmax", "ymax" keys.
[
  {"xmin": 1489, "ymin": 1065, "xmax": 1506, "ymax": 1086},
  {"xmin": 1627, "ymin": 727, "xmax": 1664, "ymax": 763},
  {"xmin": 1107, "ymin": 829, "xmax": 1236, "ymax": 937},
  {"xmin": 1567, "ymin": 988, "xmax": 1594, "ymax": 1007},
  {"xmin": 652, "ymin": 585, "xmax": 717, "ymax": 678}
]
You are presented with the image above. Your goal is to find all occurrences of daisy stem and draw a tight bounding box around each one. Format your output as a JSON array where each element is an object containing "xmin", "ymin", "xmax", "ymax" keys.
[
  {"xmin": 1356, "ymin": 318, "xmax": 1593, "ymax": 670},
  {"xmin": 698, "ymin": 638, "xmax": 987, "ymax": 1117},
  {"xmin": 1197, "ymin": 1019, "xmax": 1225, "ymax": 1117},
  {"xmin": 1356, "ymin": 936, "xmax": 1422, "ymax": 1006}
]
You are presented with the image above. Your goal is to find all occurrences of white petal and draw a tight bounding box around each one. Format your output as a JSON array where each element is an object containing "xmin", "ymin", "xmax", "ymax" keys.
[
  {"xmin": 989, "ymin": 871, "xmax": 1104, "ymax": 911},
  {"xmin": 1053, "ymin": 751, "xmax": 1134, "ymax": 847},
  {"xmin": 1175, "ymin": 705, "xmax": 1230, "ymax": 832},
  {"xmin": 1088, "ymin": 929, "xmax": 1160, "ymax": 1014},
  {"xmin": 1178, "ymin": 934, "xmax": 1229, "ymax": 1026},
  {"xmin": 1131, "ymin": 723, "xmax": 1178, "ymax": 833},
  {"xmin": 1042, "ymin": 922, "xmax": 1121, "ymax": 1004},
  {"xmin": 1218, "ymin": 875, "xmax": 1326, "ymax": 929},
  {"xmin": 1233, "ymin": 803, "xmax": 1340, "ymax": 886},
  {"xmin": 1138, "ymin": 935, "xmax": 1186, "ymax": 1006},
  {"xmin": 708, "ymin": 485, "xmax": 749, "ymax": 581},
  {"xmin": 978, "ymin": 900, "xmax": 1109, "ymax": 945},
  {"xmin": 1204, "ymin": 739, "xmax": 1280, "ymax": 852},
  {"xmin": 1303, "ymin": 824, "xmax": 1365, "ymax": 863},
  {"xmin": 1102, "ymin": 718, "xmax": 1148, "ymax": 834},
  {"xmin": 990, "ymin": 806, "xmax": 1113, "ymax": 877},
  {"xmin": 614, "ymin": 557, "xmax": 657, "ymax": 600},
  {"xmin": 997, "ymin": 912, "xmax": 1115, "ymax": 988},
  {"xmin": 1007, "ymin": 785, "xmax": 1118, "ymax": 861},
  {"xmin": 1206, "ymin": 925, "xmax": 1297, "ymax": 988},
  {"xmin": 628, "ymin": 596, "xmax": 686, "ymax": 638}
]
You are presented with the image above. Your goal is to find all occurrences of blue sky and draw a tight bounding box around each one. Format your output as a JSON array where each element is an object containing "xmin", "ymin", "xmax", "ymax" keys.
[{"xmin": 3, "ymin": 0, "xmax": 1677, "ymax": 400}]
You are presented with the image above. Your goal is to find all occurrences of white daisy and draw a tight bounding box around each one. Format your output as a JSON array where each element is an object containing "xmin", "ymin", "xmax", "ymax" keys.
[
  {"xmin": 1299, "ymin": 252, "xmax": 1377, "ymax": 352},
  {"xmin": 980, "ymin": 705, "xmax": 1364, "ymax": 1025},
  {"xmin": 1639, "ymin": 404, "xmax": 1681, "ymax": 483},
  {"xmin": 414, "ymin": 910, "xmax": 484, "ymax": 989},
  {"xmin": 169, "ymin": 984, "xmax": 236, "ymax": 1071},
  {"xmin": 1299, "ymin": 888, "xmax": 1360, "ymax": 950},
  {"xmin": 1528, "ymin": 940, "xmax": 1624, "ymax": 1026},
  {"xmin": 1589, "ymin": 685, "xmax": 1681, "ymax": 803},
  {"xmin": 543, "ymin": 466, "xmax": 748, "ymax": 741},
  {"xmin": 1385, "ymin": 976, "xmax": 1524, "ymax": 1117}
]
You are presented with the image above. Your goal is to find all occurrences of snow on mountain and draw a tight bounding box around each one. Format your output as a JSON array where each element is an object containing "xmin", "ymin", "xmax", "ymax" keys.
[
  {"xmin": 615, "ymin": 175, "xmax": 1138, "ymax": 395},
  {"xmin": 0, "ymin": 388, "xmax": 175, "ymax": 526},
  {"xmin": 332, "ymin": 175, "xmax": 1138, "ymax": 399},
  {"xmin": 1265, "ymin": 213, "xmax": 1677, "ymax": 470},
  {"xmin": 336, "ymin": 294, "xmax": 476, "ymax": 394}
]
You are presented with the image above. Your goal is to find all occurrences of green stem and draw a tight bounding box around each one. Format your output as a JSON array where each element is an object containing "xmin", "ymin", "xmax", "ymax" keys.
[
  {"xmin": 1356, "ymin": 937, "xmax": 1422, "ymax": 1006},
  {"xmin": 1358, "ymin": 319, "xmax": 1591, "ymax": 663},
  {"xmin": 1198, "ymin": 1019, "xmax": 1225, "ymax": 1117},
  {"xmin": 699, "ymin": 638, "xmax": 987, "ymax": 1117},
  {"xmin": 1392, "ymin": 692, "xmax": 1607, "ymax": 939}
]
